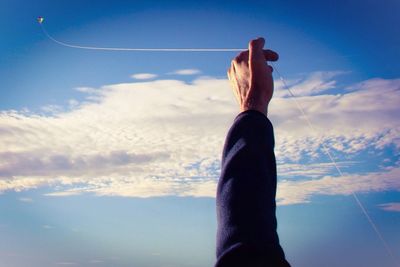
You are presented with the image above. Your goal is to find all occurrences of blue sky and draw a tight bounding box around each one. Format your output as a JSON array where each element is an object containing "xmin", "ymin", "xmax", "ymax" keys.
[{"xmin": 1, "ymin": 0, "xmax": 400, "ymax": 266}]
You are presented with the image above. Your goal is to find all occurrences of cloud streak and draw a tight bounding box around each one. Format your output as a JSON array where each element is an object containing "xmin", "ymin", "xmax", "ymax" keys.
[
  {"xmin": 278, "ymin": 167, "xmax": 400, "ymax": 205},
  {"xmin": 169, "ymin": 69, "xmax": 201, "ymax": 75},
  {"xmin": 378, "ymin": 202, "xmax": 400, "ymax": 212},
  {"xmin": 130, "ymin": 73, "xmax": 158, "ymax": 80},
  {"xmin": 0, "ymin": 73, "xmax": 399, "ymax": 205}
]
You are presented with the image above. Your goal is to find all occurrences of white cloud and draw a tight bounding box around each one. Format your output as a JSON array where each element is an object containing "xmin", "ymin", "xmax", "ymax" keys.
[
  {"xmin": 41, "ymin": 104, "xmax": 63, "ymax": 113},
  {"xmin": 277, "ymin": 167, "xmax": 400, "ymax": 205},
  {"xmin": 130, "ymin": 73, "xmax": 158, "ymax": 80},
  {"xmin": 277, "ymin": 161, "xmax": 358, "ymax": 179},
  {"xmin": 270, "ymin": 77, "xmax": 400, "ymax": 161},
  {"xmin": 378, "ymin": 202, "xmax": 400, "ymax": 212},
  {"xmin": 44, "ymin": 190, "xmax": 81, "ymax": 197},
  {"xmin": 68, "ymin": 99, "xmax": 79, "ymax": 108},
  {"xmin": 0, "ymin": 77, "xmax": 234, "ymax": 198},
  {"xmin": 170, "ymin": 69, "xmax": 201, "ymax": 75},
  {"xmin": 74, "ymin": 86, "xmax": 98, "ymax": 94},
  {"xmin": 274, "ymin": 71, "xmax": 347, "ymax": 97},
  {"xmin": 0, "ymin": 73, "xmax": 399, "ymax": 205}
]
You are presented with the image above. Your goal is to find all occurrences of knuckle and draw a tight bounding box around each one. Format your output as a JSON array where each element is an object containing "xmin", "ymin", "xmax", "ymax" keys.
[
  {"xmin": 234, "ymin": 51, "xmax": 247, "ymax": 62},
  {"xmin": 249, "ymin": 39, "xmax": 259, "ymax": 49}
]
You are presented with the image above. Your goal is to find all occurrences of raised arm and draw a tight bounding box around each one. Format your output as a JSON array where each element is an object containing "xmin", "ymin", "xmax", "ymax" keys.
[{"xmin": 215, "ymin": 38, "xmax": 290, "ymax": 267}]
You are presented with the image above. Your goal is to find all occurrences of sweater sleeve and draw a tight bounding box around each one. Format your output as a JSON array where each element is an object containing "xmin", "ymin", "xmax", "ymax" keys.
[{"xmin": 215, "ymin": 110, "xmax": 290, "ymax": 267}]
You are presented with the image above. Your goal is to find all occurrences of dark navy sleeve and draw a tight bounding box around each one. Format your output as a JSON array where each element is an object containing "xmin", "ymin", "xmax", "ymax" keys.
[{"xmin": 215, "ymin": 110, "xmax": 290, "ymax": 267}]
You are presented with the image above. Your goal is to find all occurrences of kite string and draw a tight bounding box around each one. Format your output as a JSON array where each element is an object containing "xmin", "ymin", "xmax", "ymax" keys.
[
  {"xmin": 39, "ymin": 22, "xmax": 397, "ymax": 265},
  {"xmin": 40, "ymin": 24, "xmax": 243, "ymax": 52},
  {"xmin": 271, "ymin": 63, "xmax": 398, "ymax": 266}
]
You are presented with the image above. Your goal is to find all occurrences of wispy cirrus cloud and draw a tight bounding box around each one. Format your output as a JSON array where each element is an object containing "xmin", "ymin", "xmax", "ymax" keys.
[
  {"xmin": 277, "ymin": 161, "xmax": 359, "ymax": 180},
  {"xmin": 0, "ymin": 72, "xmax": 399, "ymax": 205},
  {"xmin": 130, "ymin": 73, "xmax": 158, "ymax": 80},
  {"xmin": 274, "ymin": 71, "xmax": 347, "ymax": 97},
  {"xmin": 271, "ymin": 76, "xmax": 400, "ymax": 161},
  {"xmin": 378, "ymin": 202, "xmax": 400, "ymax": 212},
  {"xmin": 278, "ymin": 166, "xmax": 400, "ymax": 205},
  {"xmin": 169, "ymin": 68, "xmax": 201, "ymax": 75},
  {"xmin": 74, "ymin": 86, "xmax": 99, "ymax": 94}
]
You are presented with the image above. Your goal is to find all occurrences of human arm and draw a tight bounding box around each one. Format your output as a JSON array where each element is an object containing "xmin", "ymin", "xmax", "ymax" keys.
[{"xmin": 215, "ymin": 38, "xmax": 290, "ymax": 267}]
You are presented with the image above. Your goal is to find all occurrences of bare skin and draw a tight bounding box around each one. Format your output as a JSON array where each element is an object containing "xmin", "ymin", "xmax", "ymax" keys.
[{"xmin": 227, "ymin": 37, "xmax": 279, "ymax": 115}]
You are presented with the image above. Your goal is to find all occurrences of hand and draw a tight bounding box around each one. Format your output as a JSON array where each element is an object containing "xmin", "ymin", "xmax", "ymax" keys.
[{"xmin": 227, "ymin": 37, "xmax": 279, "ymax": 115}]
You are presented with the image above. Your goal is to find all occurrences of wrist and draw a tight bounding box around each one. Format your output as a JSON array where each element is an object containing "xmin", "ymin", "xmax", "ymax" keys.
[{"xmin": 240, "ymin": 104, "xmax": 268, "ymax": 116}]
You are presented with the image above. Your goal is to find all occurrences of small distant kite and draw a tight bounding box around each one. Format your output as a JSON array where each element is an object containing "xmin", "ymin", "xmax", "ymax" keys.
[{"xmin": 37, "ymin": 16, "xmax": 44, "ymax": 24}]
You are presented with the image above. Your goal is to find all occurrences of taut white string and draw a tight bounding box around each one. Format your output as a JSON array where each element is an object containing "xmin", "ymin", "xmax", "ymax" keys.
[
  {"xmin": 39, "ymin": 22, "xmax": 398, "ymax": 265},
  {"xmin": 40, "ymin": 25, "xmax": 244, "ymax": 52}
]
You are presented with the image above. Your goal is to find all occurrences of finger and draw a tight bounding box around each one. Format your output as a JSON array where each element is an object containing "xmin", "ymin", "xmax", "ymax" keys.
[
  {"xmin": 263, "ymin": 49, "xmax": 279, "ymax": 62},
  {"xmin": 227, "ymin": 60, "xmax": 235, "ymax": 78},
  {"xmin": 227, "ymin": 65, "xmax": 242, "ymax": 103},
  {"xmin": 234, "ymin": 50, "xmax": 249, "ymax": 63},
  {"xmin": 227, "ymin": 64, "xmax": 232, "ymax": 80},
  {"xmin": 249, "ymin": 37, "xmax": 265, "ymax": 52}
]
